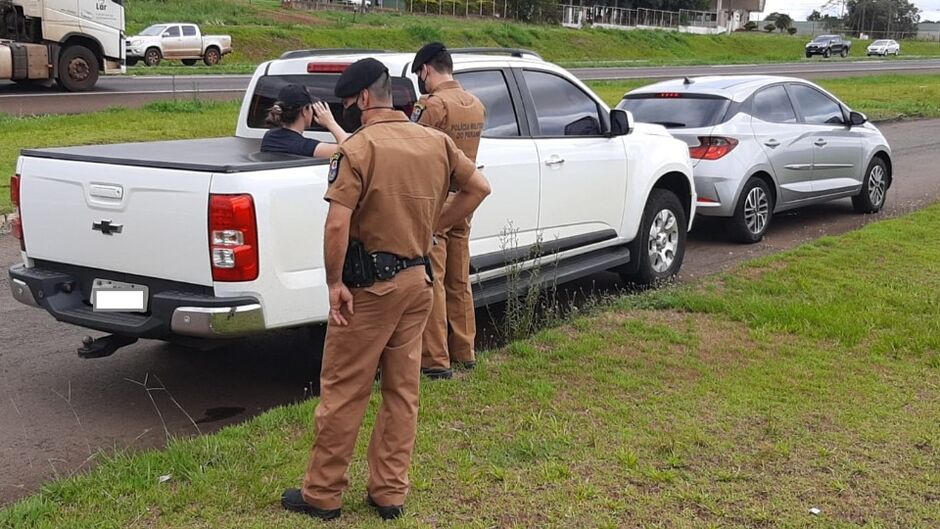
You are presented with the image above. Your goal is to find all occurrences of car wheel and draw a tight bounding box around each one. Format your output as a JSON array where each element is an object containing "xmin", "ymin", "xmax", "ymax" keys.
[
  {"xmin": 806, "ymin": 52, "xmax": 812, "ymax": 58},
  {"xmin": 144, "ymin": 47, "xmax": 162, "ymax": 67},
  {"xmin": 729, "ymin": 178, "xmax": 774, "ymax": 244},
  {"xmin": 126, "ymin": 57, "xmax": 139, "ymax": 67},
  {"xmin": 620, "ymin": 189, "xmax": 687, "ymax": 286},
  {"xmin": 852, "ymin": 158, "xmax": 889, "ymax": 213},
  {"xmin": 203, "ymin": 47, "xmax": 221, "ymax": 66},
  {"xmin": 57, "ymin": 45, "xmax": 99, "ymax": 92},
  {"xmin": 182, "ymin": 59, "xmax": 198, "ymax": 66},
  {"xmin": 824, "ymin": 48, "xmax": 831, "ymax": 58},
  {"xmin": 840, "ymin": 47, "xmax": 848, "ymax": 57}
]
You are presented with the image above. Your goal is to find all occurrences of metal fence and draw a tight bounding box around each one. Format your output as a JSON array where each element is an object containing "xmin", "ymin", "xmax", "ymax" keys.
[
  {"xmin": 283, "ymin": 0, "xmax": 508, "ymax": 19},
  {"xmin": 561, "ymin": 5, "xmax": 717, "ymax": 30}
]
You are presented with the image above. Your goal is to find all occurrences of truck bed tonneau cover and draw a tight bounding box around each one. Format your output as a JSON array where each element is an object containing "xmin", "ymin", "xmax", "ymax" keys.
[{"xmin": 20, "ymin": 137, "xmax": 325, "ymax": 173}]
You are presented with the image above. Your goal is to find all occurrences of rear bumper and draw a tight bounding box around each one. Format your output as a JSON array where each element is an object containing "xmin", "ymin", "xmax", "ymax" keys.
[{"xmin": 8, "ymin": 263, "xmax": 265, "ymax": 340}]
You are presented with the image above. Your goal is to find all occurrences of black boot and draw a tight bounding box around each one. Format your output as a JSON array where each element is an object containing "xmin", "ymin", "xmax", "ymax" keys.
[
  {"xmin": 366, "ymin": 494, "xmax": 405, "ymax": 520},
  {"xmin": 281, "ymin": 488, "xmax": 341, "ymax": 520},
  {"xmin": 421, "ymin": 367, "xmax": 453, "ymax": 380}
]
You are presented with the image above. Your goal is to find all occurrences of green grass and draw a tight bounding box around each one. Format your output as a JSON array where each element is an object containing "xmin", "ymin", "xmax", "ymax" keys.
[
  {"xmin": 3, "ymin": 73, "xmax": 939, "ymax": 214},
  {"xmin": 118, "ymin": 0, "xmax": 940, "ymax": 72},
  {"xmin": 3, "ymin": 173, "xmax": 939, "ymax": 527}
]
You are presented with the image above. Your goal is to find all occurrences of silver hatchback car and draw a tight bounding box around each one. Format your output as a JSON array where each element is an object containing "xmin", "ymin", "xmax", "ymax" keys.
[{"xmin": 618, "ymin": 76, "xmax": 893, "ymax": 243}]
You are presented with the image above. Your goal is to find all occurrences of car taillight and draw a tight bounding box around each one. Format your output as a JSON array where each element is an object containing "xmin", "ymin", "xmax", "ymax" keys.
[
  {"xmin": 10, "ymin": 174, "xmax": 24, "ymax": 250},
  {"xmin": 209, "ymin": 194, "xmax": 258, "ymax": 282},
  {"xmin": 689, "ymin": 136, "xmax": 739, "ymax": 161}
]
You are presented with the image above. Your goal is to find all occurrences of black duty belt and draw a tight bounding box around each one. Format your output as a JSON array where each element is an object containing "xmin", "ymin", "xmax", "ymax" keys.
[{"xmin": 343, "ymin": 240, "xmax": 431, "ymax": 288}]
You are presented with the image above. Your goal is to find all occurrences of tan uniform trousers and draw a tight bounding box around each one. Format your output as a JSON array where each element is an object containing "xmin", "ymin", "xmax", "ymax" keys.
[
  {"xmin": 302, "ymin": 267, "xmax": 432, "ymax": 510},
  {"xmin": 421, "ymin": 213, "xmax": 477, "ymax": 371}
]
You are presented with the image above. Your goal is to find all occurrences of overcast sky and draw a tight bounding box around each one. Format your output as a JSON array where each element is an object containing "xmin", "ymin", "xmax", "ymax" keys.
[{"xmin": 759, "ymin": 0, "xmax": 940, "ymax": 22}]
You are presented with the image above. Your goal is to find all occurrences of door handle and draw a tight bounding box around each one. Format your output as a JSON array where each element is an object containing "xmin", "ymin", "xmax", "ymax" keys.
[
  {"xmin": 764, "ymin": 139, "xmax": 780, "ymax": 148},
  {"xmin": 544, "ymin": 157, "xmax": 565, "ymax": 167},
  {"xmin": 814, "ymin": 139, "xmax": 828, "ymax": 147}
]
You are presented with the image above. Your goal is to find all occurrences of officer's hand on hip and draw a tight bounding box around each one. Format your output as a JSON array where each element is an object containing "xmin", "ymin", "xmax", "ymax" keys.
[{"xmin": 329, "ymin": 283, "xmax": 355, "ymax": 326}]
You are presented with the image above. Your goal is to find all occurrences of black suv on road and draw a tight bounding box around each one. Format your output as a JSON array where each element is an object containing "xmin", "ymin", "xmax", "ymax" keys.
[{"xmin": 805, "ymin": 35, "xmax": 851, "ymax": 58}]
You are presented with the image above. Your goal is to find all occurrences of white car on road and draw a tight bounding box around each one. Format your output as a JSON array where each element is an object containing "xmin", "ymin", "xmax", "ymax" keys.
[
  {"xmin": 867, "ymin": 39, "xmax": 900, "ymax": 56},
  {"xmin": 126, "ymin": 23, "xmax": 233, "ymax": 67},
  {"xmin": 8, "ymin": 48, "xmax": 694, "ymax": 357},
  {"xmin": 618, "ymin": 76, "xmax": 893, "ymax": 243}
]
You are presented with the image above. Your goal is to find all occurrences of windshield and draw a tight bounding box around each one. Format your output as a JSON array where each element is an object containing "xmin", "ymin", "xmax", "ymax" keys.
[
  {"xmin": 872, "ymin": 40, "xmax": 889, "ymax": 45},
  {"xmin": 617, "ymin": 94, "xmax": 731, "ymax": 129},
  {"xmin": 139, "ymin": 25, "xmax": 167, "ymax": 37},
  {"xmin": 813, "ymin": 35, "xmax": 835, "ymax": 42}
]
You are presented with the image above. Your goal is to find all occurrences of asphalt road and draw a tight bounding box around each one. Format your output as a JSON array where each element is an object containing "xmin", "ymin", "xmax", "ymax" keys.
[
  {"xmin": 1, "ymin": 119, "xmax": 939, "ymax": 506},
  {"xmin": 2, "ymin": 58, "xmax": 940, "ymax": 115}
]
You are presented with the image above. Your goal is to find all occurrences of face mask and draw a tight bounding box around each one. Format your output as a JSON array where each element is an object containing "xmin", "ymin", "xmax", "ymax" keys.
[
  {"xmin": 417, "ymin": 68, "xmax": 428, "ymax": 95},
  {"xmin": 342, "ymin": 96, "xmax": 363, "ymax": 132}
]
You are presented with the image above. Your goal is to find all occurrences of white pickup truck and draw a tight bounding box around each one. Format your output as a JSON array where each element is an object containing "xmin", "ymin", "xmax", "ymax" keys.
[
  {"xmin": 125, "ymin": 23, "xmax": 232, "ymax": 67},
  {"xmin": 8, "ymin": 48, "xmax": 695, "ymax": 358}
]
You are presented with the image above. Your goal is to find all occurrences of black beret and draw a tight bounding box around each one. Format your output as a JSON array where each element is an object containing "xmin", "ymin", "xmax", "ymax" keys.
[
  {"xmin": 277, "ymin": 84, "xmax": 313, "ymax": 107},
  {"xmin": 334, "ymin": 58, "xmax": 389, "ymax": 98},
  {"xmin": 411, "ymin": 42, "xmax": 447, "ymax": 73}
]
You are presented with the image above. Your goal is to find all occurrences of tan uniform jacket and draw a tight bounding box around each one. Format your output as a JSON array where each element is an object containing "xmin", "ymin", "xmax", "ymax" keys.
[
  {"xmin": 411, "ymin": 79, "xmax": 486, "ymax": 163},
  {"xmin": 324, "ymin": 108, "xmax": 478, "ymax": 259}
]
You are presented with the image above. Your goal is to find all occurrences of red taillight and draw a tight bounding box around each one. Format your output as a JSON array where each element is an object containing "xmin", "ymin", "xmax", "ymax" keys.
[
  {"xmin": 307, "ymin": 62, "xmax": 349, "ymax": 73},
  {"xmin": 689, "ymin": 136, "xmax": 739, "ymax": 161},
  {"xmin": 209, "ymin": 194, "xmax": 258, "ymax": 282},
  {"xmin": 10, "ymin": 174, "xmax": 24, "ymax": 250}
]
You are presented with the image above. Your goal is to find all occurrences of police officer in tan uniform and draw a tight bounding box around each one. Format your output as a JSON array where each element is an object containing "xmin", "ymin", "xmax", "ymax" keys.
[
  {"xmin": 281, "ymin": 58, "xmax": 491, "ymax": 521},
  {"xmin": 411, "ymin": 42, "xmax": 486, "ymax": 380}
]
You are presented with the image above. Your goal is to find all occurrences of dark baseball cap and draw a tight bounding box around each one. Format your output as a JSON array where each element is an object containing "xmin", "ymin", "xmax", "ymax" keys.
[
  {"xmin": 334, "ymin": 58, "xmax": 389, "ymax": 98},
  {"xmin": 411, "ymin": 42, "xmax": 447, "ymax": 73},
  {"xmin": 277, "ymin": 84, "xmax": 313, "ymax": 107}
]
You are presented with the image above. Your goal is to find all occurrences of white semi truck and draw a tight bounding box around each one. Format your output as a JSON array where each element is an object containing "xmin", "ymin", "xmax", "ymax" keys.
[{"xmin": 0, "ymin": 0, "xmax": 125, "ymax": 91}]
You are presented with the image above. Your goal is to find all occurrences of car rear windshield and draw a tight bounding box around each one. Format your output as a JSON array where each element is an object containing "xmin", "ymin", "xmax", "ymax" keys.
[
  {"xmin": 245, "ymin": 74, "xmax": 418, "ymax": 133},
  {"xmin": 617, "ymin": 94, "xmax": 731, "ymax": 129}
]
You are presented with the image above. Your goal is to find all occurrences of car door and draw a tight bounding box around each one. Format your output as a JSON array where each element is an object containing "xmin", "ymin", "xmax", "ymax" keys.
[
  {"xmin": 181, "ymin": 25, "xmax": 202, "ymax": 57},
  {"xmin": 452, "ymin": 68, "xmax": 541, "ymax": 260},
  {"xmin": 161, "ymin": 25, "xmax": 183, "ymax": 57},
  {"xmin": 749, "ymin": 84, "xmax": 817, "ymax": 205},
  {"xmin": 788, "ymin": 83, "xmax": 864, "ymax": 196},
  {"xmin": 515, "ymin": 68, "xmax": 627, "ymax": 244}
]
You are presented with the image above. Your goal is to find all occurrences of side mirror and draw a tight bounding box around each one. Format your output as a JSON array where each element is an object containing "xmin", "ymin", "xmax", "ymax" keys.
[
  {"xmin": 849, "ymin": 111, "xmax": 867, "ymax": 126},
  {"xmin": 609, "ymin": 109, "xmax": 633, "ymax": 136},
  {"xmin": 162, "ymin": 32, "xmax": 171, "ymax": 38}
]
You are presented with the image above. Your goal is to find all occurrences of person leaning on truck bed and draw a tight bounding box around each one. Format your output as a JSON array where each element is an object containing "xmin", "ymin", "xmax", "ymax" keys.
[{"xmin": 261, "ymin": 84, "xmax": 349, "ymax": 158}]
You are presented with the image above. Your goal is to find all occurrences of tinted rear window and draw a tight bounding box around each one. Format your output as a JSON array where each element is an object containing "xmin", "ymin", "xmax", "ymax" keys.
[
  {"xmin": 246, "ymin": 74, "xmax": 418, "ymax": 133},
  {"xmin": 617, "ymin": 94, "xmax": 731, "ymax": 129}
]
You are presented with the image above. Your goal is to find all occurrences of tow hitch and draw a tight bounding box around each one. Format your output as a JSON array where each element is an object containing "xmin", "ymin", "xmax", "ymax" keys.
[{"xmin": 78, "ymin": 334, "xmax": 138, "ymax": 359}]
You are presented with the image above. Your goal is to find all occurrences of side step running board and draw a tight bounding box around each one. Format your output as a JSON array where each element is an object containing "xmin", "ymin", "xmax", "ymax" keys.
[{"xmin": 471, "ymin": 245, "xmax": 630, "ymax": 308}]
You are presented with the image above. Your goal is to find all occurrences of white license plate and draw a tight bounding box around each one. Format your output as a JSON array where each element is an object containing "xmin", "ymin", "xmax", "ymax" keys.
[{"xmin": 91, "ymin": 279, "xmax": 149, "ymax": 312}]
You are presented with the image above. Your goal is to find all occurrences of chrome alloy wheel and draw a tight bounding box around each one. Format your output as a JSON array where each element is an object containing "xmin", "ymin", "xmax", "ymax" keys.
[
  {"xmin": 743, "ymin": 187, "xmax": 770, "ymax": 235},
  {"xmin": 647, "ymin": 209, "xmax": 679, "ymax": 273},
  {"xmin": 868, "ymin": 164, "xmax": 886, "ymax": 207}
]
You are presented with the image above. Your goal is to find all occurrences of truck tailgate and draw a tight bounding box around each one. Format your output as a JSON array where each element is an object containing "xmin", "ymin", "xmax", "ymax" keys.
[{"xmin": 19, "ymin": 157, "xmax": 214, "ymax": 286}]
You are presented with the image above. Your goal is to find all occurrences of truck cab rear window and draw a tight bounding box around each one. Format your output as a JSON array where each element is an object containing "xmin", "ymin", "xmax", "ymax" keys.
[
  {"xmin": 246, "ymin": 74, "xmax": 417, "ymax": 133},
  {"xmin": 617, "ymin": 95, "xmax": 731, "ymax": 129}
]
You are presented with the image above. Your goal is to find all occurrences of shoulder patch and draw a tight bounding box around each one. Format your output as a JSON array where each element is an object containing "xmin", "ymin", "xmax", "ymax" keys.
[
  {"xmin": 410, "ymin": 102, "xmax": 425, "ymax": 123},
  {"xmin": 328, "ymin": 153, "xmax": 342, "ymax": 184}
]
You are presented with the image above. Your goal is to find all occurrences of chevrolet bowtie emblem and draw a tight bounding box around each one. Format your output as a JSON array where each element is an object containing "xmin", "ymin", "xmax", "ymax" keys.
[{"xmin": 92, "ymin": 220, "xmax": 123, "ymax": 235}]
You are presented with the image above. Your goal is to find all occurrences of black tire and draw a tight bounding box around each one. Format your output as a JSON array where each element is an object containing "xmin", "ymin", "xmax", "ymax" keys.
[
  {"xmin": 840, "ymin": 47, "xmax": 848, "ymax": 57},
  {"xmin": 729, "ymin": 178, "xmax": 774, "ymax": 244},
  {"xmin": 144, "ymin": 47, "xmax": 162, "ymax": 67},
  {"xmin": 805, "ymin": 52, "xmax": 812, "ymax": 58},
  {"xmin": 203, "ymin": 47, "xmax": 221, "ymax": 66},
  {"xmin": 57, "ymin": 45, "xmax": 99, "ymax": 92},
  {"xmin": 126, "ymin": 57, "xmax": 139, "ymax": 67},
  {"xmin": 852, "ymin": 158, "xmax": 889, "ymax": 213},
  {"xmin": 620, "ymin": 189, "xmax": 687, "ymax": 286},
  {"xmin": 823, "ymin": 48, "xmax": 831, "ymax": 58},
  {"xmin": 182, "ymin": 59, "xmax": 198, "ymax": 66}
]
